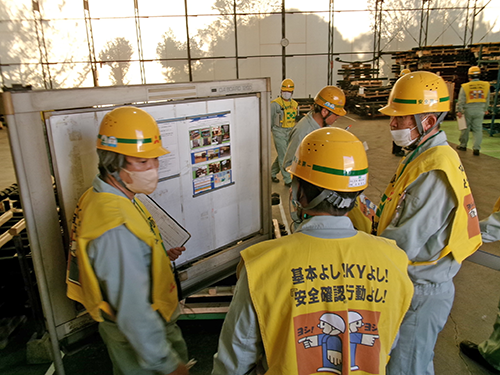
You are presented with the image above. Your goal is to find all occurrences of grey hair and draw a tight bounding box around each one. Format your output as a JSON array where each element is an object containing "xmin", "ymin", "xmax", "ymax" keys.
[
  {"xmin": 417, "ymin": 111, "xmax": 444, "ymax": 130},
  {"xmin": 97, "ymin": 149, "xmax": 126, "ymax": 179}
]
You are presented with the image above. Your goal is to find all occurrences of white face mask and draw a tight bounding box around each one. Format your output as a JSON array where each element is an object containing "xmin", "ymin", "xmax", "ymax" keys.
[
  {"xmin": 122, "ymin": 168, "xmax": 159, "ymax": 195},
  {"xmin": 281, "ymin": 92, "xmax": 292, "ymax": 100},
  {"xmin": 390, "ymin": 126, "xmax": 418, "ymax": 147}
]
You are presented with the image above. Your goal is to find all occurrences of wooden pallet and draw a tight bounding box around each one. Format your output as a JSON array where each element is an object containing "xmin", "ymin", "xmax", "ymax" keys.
[
  {"xmin": 352, "ymin": 80, "xmax": 384, "ymax": 87},
  {"xmin": 180, "ymin": 286, "xmax": 234, "ymax": 315}
]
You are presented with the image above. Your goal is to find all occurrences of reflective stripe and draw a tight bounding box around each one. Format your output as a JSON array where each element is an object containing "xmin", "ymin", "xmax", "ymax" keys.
[
  {"xmin": 98, "ymin": 134, "xmax": 162, "ymax": 144},
  {"xmin": 312, "ymin": 164, "xmax": 368, "ymax": 176}
]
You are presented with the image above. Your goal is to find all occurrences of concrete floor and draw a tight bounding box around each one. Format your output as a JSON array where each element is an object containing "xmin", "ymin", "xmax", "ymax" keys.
[{"xmin": 2, "ymin": 114, "xmax": 500, "ymax": 374}]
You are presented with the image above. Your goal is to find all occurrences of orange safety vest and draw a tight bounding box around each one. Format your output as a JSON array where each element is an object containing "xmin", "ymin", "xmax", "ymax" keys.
[
  {"xmin": 66, "ymin": 187, "xmax": 178, "ymax": 322},
  {"xmin": 242, "ymin": 231, "xmax": 413, "ymax": 375},
  {"xmin": 375, "ymin": 145, "xmax": 482, "ymax": 265}
]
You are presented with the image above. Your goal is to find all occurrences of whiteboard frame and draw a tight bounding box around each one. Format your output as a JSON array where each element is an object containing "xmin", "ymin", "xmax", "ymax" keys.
[{"xmin": 2, "ymin": 78, "xmax": 271, "ymax": 374}]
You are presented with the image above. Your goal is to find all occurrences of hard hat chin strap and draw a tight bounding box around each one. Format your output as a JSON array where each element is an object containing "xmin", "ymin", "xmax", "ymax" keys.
[
  {"xmin": 411, "ymin": 112, "xmax": 448, "ymax": 148},
  {"xmin": 106, "ymin": 166, "xmax": 135, "ymax": 194},
  {"xmin": 302, "ymin": 188, "xmax": 354, "ymax": 212}
]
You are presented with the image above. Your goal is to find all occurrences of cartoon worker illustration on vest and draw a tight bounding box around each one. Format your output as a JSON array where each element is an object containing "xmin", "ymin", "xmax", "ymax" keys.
[
  {"xmin": 298, "ymin": 313, "xmax": 345, "ymax": 373},
  {"xmin": 348, "ymin": 311, "xmax": 379, "ymax": 371}
]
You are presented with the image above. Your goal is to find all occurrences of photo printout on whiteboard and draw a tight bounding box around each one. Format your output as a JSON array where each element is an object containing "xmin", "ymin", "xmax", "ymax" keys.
[
  {"xmin": 189, "ymin": 112, "xmax": 233, "ymax": 196},
  {"xmin": 157, "ymin": 118, "xmax": 182, "ymax": 181},
  {"xmin": 137, "ymin": 194, "xmax": 191, "ymax": 249}
]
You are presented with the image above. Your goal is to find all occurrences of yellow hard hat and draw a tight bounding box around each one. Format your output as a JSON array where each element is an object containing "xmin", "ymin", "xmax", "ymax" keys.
[
  {"xmin": 97, "ymin": 106, "xmax": 169, "ymax": 158},
  {"xmin": 281, "ymin": 78, "xmax": 295, "ymax": 92},
  {"xmin": 379, "ymin": 71, "xmax": 450, "ymax": 116},
  {"xmin": 468, "ymin": 66, "xmax": 481, "ymax": 76},
  {"xmin": 286, "ymin": 127, "xmax": 368, "ymax": 192},
  {"xmin": 400, "ymin": 68, "xmax": 411, "ymax": 77},
  {"xmin": 314, "ymin": 86, "xmax": 346, "ymax": 116}
]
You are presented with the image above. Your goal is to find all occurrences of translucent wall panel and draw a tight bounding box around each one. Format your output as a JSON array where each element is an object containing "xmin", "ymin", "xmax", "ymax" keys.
[
  {"xmin": 304, "ymin": 55, "xmax": 328, "ymax": 99},
  {"xmin": 86, "ymin": 0, "xmax": 135, "ymax": 18},
  {"xmin": 152, "ymin": 60, "xmax": 190, "ymax": 83},
  {"xmin": 89, "ymin": 18, "xmax": 140, "ymax": 85},
  {"xmin": 188, "ymin": 15, "xmax": 235, "ymax": 59},
  {"xmin": 192, "ymin": 58, "xmax": 237, "ymax": 81},
  {"xmin": 481, "ymin": 1, "xmax": 500, "ymax": 42},
  {"xmin": 141, "ymin": 17, "xmax": 188, "ymax": 60},
  {"xmin": 286, "ymin": 1, "xmax": 329, "ymax": 12},
  {"xmin": 186, "ymin": 0, "xmax": 220, "ymax": 15},
  {"xmin": 143, "ymin": 61, "xmax": 172, "ymax": 84},
  {"xmin": 98, "ymin": 61, "xmax": 144, "ymax": 86},
  {"xmin": 237, "ymin": 15, "xmax": 261, "ymax": 56},
  {"xmin": 0, "ymin": 20, "xmax": 39, "ymax": 64},
  {"xmin": 1, "ymin": 0, "xmax": 31, "ymax": 21},
  {"xmin": 285, "ymin": 56, "xmax": 307, "ymax": 98},
  {"xmin": 1, "ymin": 63, "xmax": 45, "ymax": 89},
  {"xmin": 138, "ymin": 0, "xmax": 185, "ymax": 16},
  {"xmin": 44, "ymin": 20, "xmax": 89, "ymax": 63},
  {"xmin": 259, "ymin": 14, "xmax": 281, "ymax": 56},
  {"xmin": 379, "ymin": 8, "xmax": 420, "ymax": 53},
  {"xmin": 40, "ymin": 0, "xmax": 84, "ymax": 19},
  {"xmin": 49, "ymin": 63, "xmax": 94, "ymax": 88},
  {"xmin": 239, "ymin": 56, "xmax": 281, "ymax": 95}
]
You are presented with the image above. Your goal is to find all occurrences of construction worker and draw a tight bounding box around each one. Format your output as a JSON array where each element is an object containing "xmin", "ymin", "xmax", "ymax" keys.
[
  {"xmin": 456, "ymin": 66, "xmax": 490, "ymax": 155},
  {"xmin": 281, "ymin": 85, "xmax": 373, "ymax": 233},
  {"xmin": 66, "ymin": 107, "xmax": 189, "ymax": 375},
  {"xmin": 460, "ymin": 197, "xmax": 500, "ymax": 373},
  {"xmin": 375, "ymin": 71, "xmax": 482, "ymax": 375},
  {"xmin": 212, "ymin": 127, "xmax": 413, "ymax": 375},
  {"xmin": 392, "ymin": 69, "xmax": 411, "ymax": 157},
  {"xmin": 271, "ymin": 78, "xmax": 298, "ymax": 186},
  {"xmin": 283, "ymin": 86, "xmax": 346, "ymax": 175}
]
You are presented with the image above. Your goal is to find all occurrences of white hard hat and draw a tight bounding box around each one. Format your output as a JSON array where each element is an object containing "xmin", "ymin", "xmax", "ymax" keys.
[
  {"xmin": 348, "ymin": 311, "xmax": 363, "ymax": 323},
  {"xmin": 319, "ymin": 313, "xmax": 346, "ymax": 333}
]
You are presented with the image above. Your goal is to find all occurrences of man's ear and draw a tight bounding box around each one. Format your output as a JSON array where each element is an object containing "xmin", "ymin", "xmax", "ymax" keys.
[{"xmin": 422, "ymin": 114, "xmax": 437, "ymax": 131}]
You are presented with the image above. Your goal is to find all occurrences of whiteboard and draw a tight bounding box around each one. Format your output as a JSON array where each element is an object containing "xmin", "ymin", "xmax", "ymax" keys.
[{"xmin": 46, "ymin": 96, "xmax": 262, "ymax": 266}]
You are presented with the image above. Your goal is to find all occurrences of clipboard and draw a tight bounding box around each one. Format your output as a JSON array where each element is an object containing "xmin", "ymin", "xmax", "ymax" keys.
[
  {"xmin": 457, "ymin": 116, "xmax": 467, "ymax": 130},
  {"xmin": 137, "ymin": 194, "xmax": 191, "ymax": 249}
]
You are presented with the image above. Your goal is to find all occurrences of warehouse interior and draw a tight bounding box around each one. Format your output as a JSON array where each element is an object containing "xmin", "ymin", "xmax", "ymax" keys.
[{"xmin": 2, "ymin": 0, "xmax": 500, "ymax": 374}]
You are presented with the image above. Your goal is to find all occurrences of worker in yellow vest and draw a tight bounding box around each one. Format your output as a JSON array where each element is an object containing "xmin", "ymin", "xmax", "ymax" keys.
[
  {"xmin": 271, "ymin": 78, "xmax": 299, "ymax": 186},
  {"xmin": 283, "ymin": 85, "xmax": 346, "ymax": 175},
  {"xmin": 460, "ymin": 197, "xmax": 500, "ymax": 373},
  {"xmin": 375, "ymin": 71, "xmax": 482, "ymax": 375},
  {"xmin": 212, "ymin": 127, "xmax": 414, "ymax": 375},
  {"xmin": 66, "ymin": 107, "xmax": 189, "ymax": 375},
  {"xmin": 456, "ymin": 66, "xmax": 490, "ymax": 156}
]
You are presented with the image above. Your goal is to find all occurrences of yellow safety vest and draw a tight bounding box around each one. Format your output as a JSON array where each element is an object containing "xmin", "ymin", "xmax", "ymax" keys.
[
  {"xmin": 242, "ymin": 232, "xmax": 413, "ymax": 375},
  {"xmin": 462, "ymin": 81, "xmax": 490, "ymax": 104},
  {"xmin": 375, "ymin": 145, "xmax": 482, "ymax": 265},
  {"xmin": 347, "ymin": 195, "xmax": 376, "ymax": 234},
  {"xmin": 66, "ymin": 188, "xmax": 178, "ymax": 322},
  {"xmin": 494, "ymin": 197, "xmax": 500, "ymax": 213},
  {"xmin": 271, "ymin": 97, "xmax": 298, "ymax": 128}
]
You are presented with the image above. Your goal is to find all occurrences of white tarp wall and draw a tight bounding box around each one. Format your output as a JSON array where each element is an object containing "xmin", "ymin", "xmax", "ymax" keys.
[{"xmin": 1, "ymin": 0, "xmax": 500, "ymax": 98}]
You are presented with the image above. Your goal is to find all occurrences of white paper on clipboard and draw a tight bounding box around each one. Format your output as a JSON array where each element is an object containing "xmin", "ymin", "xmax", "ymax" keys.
[
  {"xmin": 457, "ymin": 116, "xmax": 467, "ymax": 130},
  {"xmin": 137, "ymin": 194, "xmax": 191, "ymax": 249}
]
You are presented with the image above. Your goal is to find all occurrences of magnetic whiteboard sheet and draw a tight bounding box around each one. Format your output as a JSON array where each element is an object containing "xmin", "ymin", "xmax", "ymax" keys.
[{"xmin": 46, "ymin": 96, "xmax": 262, "ymax": 266}]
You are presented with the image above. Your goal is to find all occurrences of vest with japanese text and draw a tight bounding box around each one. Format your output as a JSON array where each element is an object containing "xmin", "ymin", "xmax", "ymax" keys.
[
  {"xmin": 66, "ymin": 188, "xmax": 178, "ymax": 322},
  {"xmin": 271, "ymin": 97, "xmax": 298, "ymax": 128},
  {"xmin": 462, "ymin": 81, "xmax": 490, "ymax": 104},
  {"xmin": 242, "ymin": 231, "xmax": 413, "ymax": 375},
  {"xmin": 375, "ymin": 145, "xmax": 482, "ymax": 265}
]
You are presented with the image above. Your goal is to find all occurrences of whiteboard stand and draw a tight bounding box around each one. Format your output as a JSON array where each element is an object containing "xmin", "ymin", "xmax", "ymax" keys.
[{"xmin": 1, "ymin": 78, "xmax": 272, "ymax": 375}]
